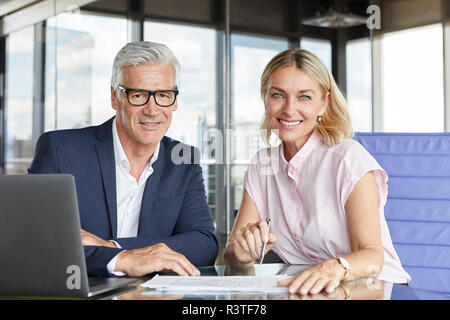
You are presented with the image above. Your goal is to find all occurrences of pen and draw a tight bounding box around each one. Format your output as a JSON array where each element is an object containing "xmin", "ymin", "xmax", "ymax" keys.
[{"xmin": 259, "ymin": 218, "xmax": 271, "ymax": 264}]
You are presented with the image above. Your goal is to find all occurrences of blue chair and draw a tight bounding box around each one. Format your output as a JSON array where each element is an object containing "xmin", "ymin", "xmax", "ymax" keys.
[{"xmin": 354, "ymin": 133, "xmax": 450, "ymax": 295}]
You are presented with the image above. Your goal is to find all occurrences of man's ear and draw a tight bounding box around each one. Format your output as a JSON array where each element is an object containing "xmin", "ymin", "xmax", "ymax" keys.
[
  {"xmin": 171, "ymin": 101, "xmax": 178, "ymax": 112},
  {"xmin": 111, "ymin": 86, "xmax": 120, "ymax": 111},
  {"xmin": 171, "ymin": 87, "xmax": 179, "ymax": 111}
]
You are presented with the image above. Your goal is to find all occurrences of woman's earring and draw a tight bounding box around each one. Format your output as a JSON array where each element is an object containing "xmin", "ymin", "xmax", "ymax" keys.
[{"xmin": 317, "ymin": 115, "xmax": 323, "ymax": 123}]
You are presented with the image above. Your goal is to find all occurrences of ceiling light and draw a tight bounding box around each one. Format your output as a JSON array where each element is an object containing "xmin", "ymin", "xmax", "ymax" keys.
[{"xmin": 302, "ymin": 1, "xmax": 367, "ymax": 28}]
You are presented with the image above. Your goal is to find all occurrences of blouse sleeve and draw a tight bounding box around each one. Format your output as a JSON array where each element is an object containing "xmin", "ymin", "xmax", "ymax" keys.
[{"xmin": 339, "ymin": 140, "xmax": 389, "ymax": 211}]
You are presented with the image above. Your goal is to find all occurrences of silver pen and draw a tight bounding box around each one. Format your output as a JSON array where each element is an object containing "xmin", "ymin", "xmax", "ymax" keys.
[{"xmin": 259, "ymin": 218, "xmax": 271, "ymax": 264}]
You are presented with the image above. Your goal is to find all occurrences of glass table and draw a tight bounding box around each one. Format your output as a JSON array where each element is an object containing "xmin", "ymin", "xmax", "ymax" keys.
[{"xmin": 105, "ymin": 264, "xmax": 450, "ymax": 300}]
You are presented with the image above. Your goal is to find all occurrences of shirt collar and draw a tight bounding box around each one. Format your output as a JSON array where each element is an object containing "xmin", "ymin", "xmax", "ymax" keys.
[
  {"xmin": 280, "ymin": 130, "xmax": 322, "ymax": 173},
  {"xmin": 112, "ymin": 118, "xmax": 160, "ymax": 172}
]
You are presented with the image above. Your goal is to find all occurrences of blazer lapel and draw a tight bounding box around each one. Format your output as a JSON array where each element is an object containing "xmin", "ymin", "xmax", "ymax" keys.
[
  {"xmin": 95, "ymin": 117, "xmax": 118, "ymax": 238},
  {"xmin": 138, "ymin": 139, "xmax": 165, "ymax": 235}
]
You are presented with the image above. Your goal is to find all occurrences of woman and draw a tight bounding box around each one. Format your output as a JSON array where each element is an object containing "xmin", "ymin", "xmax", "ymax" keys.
[{"xmin": 224, "ymin": 49, "xmax": 411, "ymax": 296}]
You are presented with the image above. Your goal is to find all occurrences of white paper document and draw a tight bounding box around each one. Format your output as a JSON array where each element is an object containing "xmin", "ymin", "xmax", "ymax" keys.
[{"xmin": 141, "ymin": 275, "xmax": 290, "ymax": 293}]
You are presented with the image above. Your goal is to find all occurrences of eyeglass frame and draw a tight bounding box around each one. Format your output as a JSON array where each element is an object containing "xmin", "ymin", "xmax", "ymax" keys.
[{"xmin": 117, "ymin": 85, "xmax": 179, "ymax": 107}]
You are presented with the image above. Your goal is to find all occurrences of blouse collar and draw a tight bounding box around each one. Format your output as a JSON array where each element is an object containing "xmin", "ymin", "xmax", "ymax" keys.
[{"xmin": 280, "ymin": 130, "xmax": 322, "ymax": 176}]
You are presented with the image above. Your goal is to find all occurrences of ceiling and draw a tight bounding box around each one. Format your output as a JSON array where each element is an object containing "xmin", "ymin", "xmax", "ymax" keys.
[{"xmin": 0, "ymin": 0, "xmax": 41, "ymax": 17}]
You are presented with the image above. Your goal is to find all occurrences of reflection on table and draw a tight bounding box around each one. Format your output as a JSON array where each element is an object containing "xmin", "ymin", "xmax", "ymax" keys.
[{"xmin": 112, "ymin": 263, "xmax": 450, "ymax": 300}]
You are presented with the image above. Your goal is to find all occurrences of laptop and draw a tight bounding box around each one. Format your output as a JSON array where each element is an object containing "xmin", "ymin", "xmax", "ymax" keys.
[{"xmin": 0, "ymin": 174, "xmax": 136, "ymax": 298}]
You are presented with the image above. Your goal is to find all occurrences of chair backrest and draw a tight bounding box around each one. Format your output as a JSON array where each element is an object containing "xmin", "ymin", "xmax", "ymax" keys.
[{"xmin": 353, "ymin": 132, "xmax": 450, "ymax": 295}]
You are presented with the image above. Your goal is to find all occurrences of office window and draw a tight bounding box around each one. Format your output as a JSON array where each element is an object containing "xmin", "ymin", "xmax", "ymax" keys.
[
  {"xmin": 144, "ymin": 21, "xmax": 216, "ymax": 147},
  {"xmin": 144, "ymin": 20, "xmax": 217, "ymax": 221},
  {"xmin": 46, "ymin": 12, "xmax": 127, "ymax": 130},
  {"xmin": 382, "ymin": 24, "xmax": 444, "ymax": 132},
  {"xmin": 346, "ymin": 38, "xmax": 372, "ymax": 132},
  {"xmin": 231, "ymin": 34, "xmax": 288, "ymax": 213},
  {"xmin": 300, "ymin": 37, "xmax": 332, "ymax": 71},
  {"xmin": 5, "ymin": 26, "xmax": 34, "ymax": 174}
]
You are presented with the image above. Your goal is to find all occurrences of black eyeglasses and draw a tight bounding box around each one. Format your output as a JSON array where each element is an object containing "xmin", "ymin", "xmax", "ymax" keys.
[{"xmin": 118, "ymin": 85, "xmax": 179, "ymax": 107}]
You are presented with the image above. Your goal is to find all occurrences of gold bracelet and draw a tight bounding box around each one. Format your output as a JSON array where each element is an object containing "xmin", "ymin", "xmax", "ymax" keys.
[{"xmin": 339, "ymin": 284, "xmax": 352, "ymax": 300}]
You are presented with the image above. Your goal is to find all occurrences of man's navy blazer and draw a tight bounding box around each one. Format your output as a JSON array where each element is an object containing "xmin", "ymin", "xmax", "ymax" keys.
[{"xmin": 28, "ymin": 117, "xmax": 218, "ymax": 277}]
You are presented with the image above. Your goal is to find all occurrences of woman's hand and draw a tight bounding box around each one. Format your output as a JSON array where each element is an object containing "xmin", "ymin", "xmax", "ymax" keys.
[
  {"xmin": 232, "ymin": 220, "xmax": 277, "ymax": 264},
  {"xmin": 278, "ymin": 258, "xmax": 345, "ymax": 295},
  {"xmin": 287, "ymin": 278, "xmax": 385, "ymax": 300}
]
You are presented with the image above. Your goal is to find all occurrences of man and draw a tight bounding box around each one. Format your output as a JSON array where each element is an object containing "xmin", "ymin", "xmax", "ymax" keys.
[{"xmin": 28, "ymin": 41, "xmax": 218, "ymax": 277}]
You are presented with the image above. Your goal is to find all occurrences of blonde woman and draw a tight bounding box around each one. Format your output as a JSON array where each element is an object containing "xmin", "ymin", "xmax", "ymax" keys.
[{"xmin": 224, "ymin": 49, "xmax": 410, "ymax": 296}]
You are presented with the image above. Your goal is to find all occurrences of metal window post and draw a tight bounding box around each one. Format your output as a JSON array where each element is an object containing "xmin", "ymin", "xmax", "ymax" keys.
[
  {"xmin": 371, "ymin": 32, "xmax": 383, "ymax": 132},
  {"xmin": 127, "ymin": 0, "xmax": 144, "ymax": 42},
  {"xmin": 443, "ymin": 21, "xmax": 450, "ymax": 132},
  {"xmin": 223, "ymin": 0, "xmax": 232, "ymax": 238},
  {"xmin": 0, "ymin": 36, "xmax": 5, "ymax": 174},
  {"xmin": 32, "ymin": 21, "xmax": 46, "ymax": 146}
]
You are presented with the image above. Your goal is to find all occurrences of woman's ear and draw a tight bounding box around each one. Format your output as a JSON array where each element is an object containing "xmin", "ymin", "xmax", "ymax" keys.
[{"xmin": 320, "ymin": 91, "xmax": 330, "ymax": 115}]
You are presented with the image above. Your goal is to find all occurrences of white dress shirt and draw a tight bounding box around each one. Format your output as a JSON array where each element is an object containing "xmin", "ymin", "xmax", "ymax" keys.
[{"xmin": 106, "ymin": 118, "xmax": 160, "ymax": 275}]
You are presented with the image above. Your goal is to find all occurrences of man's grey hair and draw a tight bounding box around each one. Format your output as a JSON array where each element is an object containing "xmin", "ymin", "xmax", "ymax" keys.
[{"xmin": 111, "ymin": 41, "xmax": 180, "ymax": 96}]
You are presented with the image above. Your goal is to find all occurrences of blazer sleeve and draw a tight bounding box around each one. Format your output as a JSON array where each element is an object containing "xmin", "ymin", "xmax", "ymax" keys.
[
  {"xmin": 113, "ymin": 163, "xmax": 219, "ymax": 267},
  {"xmin": 28, "ymin": 132, "xmax": 126, "ymax": 277},
  {"xmin": 28, "ymin": 131, "xmax": 60, "ymax": 174}
]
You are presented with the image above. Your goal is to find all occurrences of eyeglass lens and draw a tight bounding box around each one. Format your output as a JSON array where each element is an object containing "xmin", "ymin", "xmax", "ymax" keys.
[{"xmin": 128, "ymin": 89, "xmax": 176, "ymax": 106}]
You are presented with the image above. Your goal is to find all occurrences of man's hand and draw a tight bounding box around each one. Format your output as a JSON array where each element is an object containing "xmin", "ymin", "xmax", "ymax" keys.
[
  {"xmin": 81, "ymin": 229, "xmax": 117, "ymax": 248},
  {"xmin": 114, "ymin": 242, "xmax": 201, "ymax": 277}
]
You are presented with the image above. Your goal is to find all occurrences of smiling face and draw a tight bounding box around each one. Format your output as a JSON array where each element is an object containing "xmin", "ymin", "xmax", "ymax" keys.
[
  {"xmin": 265, "ymin": 65, "xmax": 329, "ymax": 151},
  {"xmin": 111, "ymin": 63, "xmax": 177, "ymax": 149}
]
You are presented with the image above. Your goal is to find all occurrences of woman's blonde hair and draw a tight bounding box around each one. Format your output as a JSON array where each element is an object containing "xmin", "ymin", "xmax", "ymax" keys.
[{"xmin": 260, "ymin": 48, "xmax": 353, "ymax": 146}]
